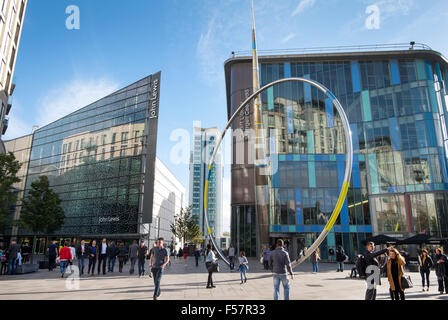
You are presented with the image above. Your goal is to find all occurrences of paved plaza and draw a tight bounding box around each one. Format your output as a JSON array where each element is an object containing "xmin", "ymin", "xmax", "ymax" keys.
[{"xmin": 0, "ymin": 257, "xmax": 447, "ymax": 300}]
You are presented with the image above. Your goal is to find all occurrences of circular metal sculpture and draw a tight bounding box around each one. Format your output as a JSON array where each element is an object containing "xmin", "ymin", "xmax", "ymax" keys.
[{"xmin": 203, "ymin": 77, "xmax": 353, "ymax": 268}]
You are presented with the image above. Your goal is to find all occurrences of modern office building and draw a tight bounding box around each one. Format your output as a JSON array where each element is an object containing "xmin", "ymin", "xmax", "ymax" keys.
[
  {"xmin": 0, "ymin": 0, "xmax": 27, "ymax": 153},
  {"xmin": 189, "ymin": 126, "xmax": 223, "ymax": 240},
  {"xmin": 1, "ymin": 72, "xmax": 186, "ymax": 252},
  {"xmin": 225, "ymin": 44, "xmax": 448, "ymax": 258}
]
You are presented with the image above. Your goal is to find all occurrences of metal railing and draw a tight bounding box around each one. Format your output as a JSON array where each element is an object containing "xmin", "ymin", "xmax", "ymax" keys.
[{"xmin": 230, "ymin": 42, "xmax": 432, "ymax": 58}]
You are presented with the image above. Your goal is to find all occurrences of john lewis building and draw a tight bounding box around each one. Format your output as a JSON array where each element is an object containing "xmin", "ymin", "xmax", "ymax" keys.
[
  {"xmin": 2, "ymin": 73, "xmax": 186, "ymax": 251},
  {"xmin": 225, "ymin": 45, "xmax": 448, "ymax": 259}
]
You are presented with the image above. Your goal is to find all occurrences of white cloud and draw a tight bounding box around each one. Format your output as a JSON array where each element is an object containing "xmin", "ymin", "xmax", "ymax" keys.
[
  {"xmin": 197, "ymin": 17, "xmax": 227, "ymax": 86},
  {"xmin": 281, "ymin": 33, "xmax": 296, "ymax": 43},
  {"xmin": 291, "ymin": 0, "xmax": 316, "ymax": 17},
  {"xmin": 37, "ymin": 77, "xmax": 120, "ymax": 127}
]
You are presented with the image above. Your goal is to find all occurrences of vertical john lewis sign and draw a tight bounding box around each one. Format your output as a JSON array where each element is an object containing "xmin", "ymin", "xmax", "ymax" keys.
[{"xmin": 142, "ymin": 71, "xmax": 161, "ymax": 224}]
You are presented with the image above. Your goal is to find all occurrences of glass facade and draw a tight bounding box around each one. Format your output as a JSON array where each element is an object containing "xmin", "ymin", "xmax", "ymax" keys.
[
  {"xmin": 17, "ymin": 75, "xmax": 156, "ymax": 237},
  {"xmin": 227, "ymin": 51, "xmax": 448, "ymax": 258}
]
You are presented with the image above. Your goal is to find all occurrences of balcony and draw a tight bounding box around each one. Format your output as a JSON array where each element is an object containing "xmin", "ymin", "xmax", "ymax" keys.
[{"xmin": 2, "ymin": 117, "xmax": 8, "ymax": 135}]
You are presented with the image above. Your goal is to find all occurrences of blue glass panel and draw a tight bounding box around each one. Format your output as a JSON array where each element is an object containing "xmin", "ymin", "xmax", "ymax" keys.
[
  {"xmin": 350, "ymin": 123, "xmax": 359, "ymax": 153},
  {"xmin": 304, "ymin": 225, "xmax": 312, "ymax": 232},
  {"xmin": 286, "ymin": 154, "xmax": 293, "ymax": 161},
  {"xmin": 304, "ymin": 74, "xmax": 311, "ymax": 102},
  {"xmin": 435, "ymin": 63, "xmax": 442, "ymax": 82},
  {"xmin": 307, "ymin": 130, "xmax": 315, "ymax": 154},
  {"xmin": 425, "ymin": 61, "xmax": 433, "ymax": 80},
  {"xmin": 281, "ymin": 226, "xmax": 288, "ymax": 232},
  {"xmin": 301, "ymin": 155, "xmax": 307, "ymax": 161},
  {"xmin": 368, "ymin": 154, "xmax": 379, "ymax": 194},
  {"xmin": 334, "ymin": 226, "xmax": 342, "ymax": 232},
  {"xmin": 273, "ymin": 169, "xmax": 279, "ymax": 187},
  {"xmin": 311, "ymin": 225, "xmax": 319, "ymax": 232},
  {"xmin": 296, "ymin": 208, "xmax": 303, "ymax": 225},
  {"xmin": 297, "ymin": 225, "xmax": 304, "ymax": 232},
  {"xmin": 389, "ymin": 117, "xmax": 400, "ymax": 150},
  {"xmin": 308, "ymin": 161, "xmax": 316, "ymax": 188},
  {"xmin": 365, "ymin": 225, "xmax": 372, "ymax": 233},
  {"xmin": 428, "ymin": 82, "xmax": 439, "ymax": 113},
  {"xmin": 425, "ymin": 119, "xmax": 437, "ymax": 147},
  {"xmin": 416, "ymin": 60, "xmax": 426, "ymax": 80},
  {"xmin": 349, "ymin": 226, "xmax": 357, "ymax": 232},
  {"xmin": 279, "ymin": 154, "xmax": 286, "ymax": 161},
  {"xmin": 284, "ymin": 62, "xmax": 291, "ymax": 78},
  {"xmin": 325, "ymin": 98, "xmax": 334, "ymax": 128},
  {"xmin": 357, "ymin": 225, "xmax": 365, "ymax": 233},
  {"xmin": 351, "ymin": 61, "xmax": 361, "ymax": 93},
  {"xmin": 390, "ymin": 59, "xmax": 400, "ymax": 85},
  {"xmin": 358, "ymin": 154, "xmax": 365, "ymax": 161},
  {"xmin": 361, "ymin": 90, "xmax": 372, "ymax": 122},
  {"xmin": 327, "ymin": 233, "xmax": 335, "ymax": 246},
  {"xmin": 337, "ymin": 161, "xmax": 345, "ymax": 188},
  {"xmin": 341, "ymin": 198, "xmax": 349, "ymax": 225},
  {"xmin": 342, "ymin": 225, "xmax": 349, "ymax": 232},
  {"xmin": 273, "ymin": 225, "xmax": 280, "ymax": 232},
  {"xmin": 352, "ymin": 161, "xmax": 360, "ymax": 188},
  {"xmin": 268, "ymin": 87, "xmax": 274, "ymax": 110},
  {"xmin": 286, "ymin": 105, "xmax": 293, "ymax": 134}
]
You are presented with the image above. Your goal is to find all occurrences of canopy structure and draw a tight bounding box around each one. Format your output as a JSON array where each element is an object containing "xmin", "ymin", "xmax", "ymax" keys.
[
  {"xmin": 363, "ymin": 234, "xmax": 399, "ymax": 245},
  {"xmin": 397, "ymin": 234, "xmax": 447, "ymax": 245}
]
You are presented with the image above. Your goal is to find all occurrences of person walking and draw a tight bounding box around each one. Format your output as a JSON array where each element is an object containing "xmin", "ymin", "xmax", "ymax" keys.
[
  {"xmin": 118, "ymin": 242, "xmax": 127, "ymax": 273},
  {"xmin": 68, "ymin": 242, "xmax": 76, "ymax": 272},
  {"xmin": 137, "ymin": 240, "xmax": 148, "ymax": 277},
  {"xmin": 150, "ymin": 237, "xmax": 169, "ymax": 300},
  {"xmin": 335, "ymin": 245, "xmax": 346, "ymax": 272},
  {"xmin": 418, "ymin": 249, "xmax": 434, "ymax": 292},
  {"xmin": 97, "ymin": 238, "xmax": 108, "ymax": 275},
  {"xmin": 328, "ymin": 247, "xmax": 335, "ymax": 263},
  {"xmin": 238, "ymin": 251, "xmax": 249, "ymax": 284},
  {"xmin": 386, "ymin": 248, "xmax": 406, "ymax": 300},
  {"xmin": 0, "ymin": 249, "xmax": 8, "ymax": 275},
  {"xmin": 165, "ymin": 244, "xmax": 171, "ymax": 268},
  {"xmin": 310, "ymin": 248, "xmax": 320, "ymax": 273},
  {"xmin": 76, "ymin": 240, "xmax": 89, "ymax": 276},
  {"xmin": 128, "ymin": 240, "xmax": 138, "ymax": 275},
  {"xmin": 183, "ymin": 243, "xmax": 190, "ymax": 266},
  {"xmin": 364, "ymin": 242, "xmax": 391, "ymax": 300},
  {"xmin": 7, "ymin": 240, "xmax": 20, "ymax": 275},
  {"xmin": 228, "ymin": 244, "xmax": 235, "ymax": 270},
  {"xmin": 194, "ymin": 246, "xmax": 201, "ymax": 267},
  {"xmin": 269, "ymin": 239, "xmax": 294, "ymax": 300},
  {"xmin": 58, "ymin": 242, "xmax": 72, "ymax": 278},
  {"xmin": 107, "ymin": 241, "xmax": 118, "ymax": 273},
  {"xmin": 88, "ymin": 240, "xmax": 98, "ymax": 276},
  {"xmin": 205, "ymin": 244, "xmax": 218, "ymax": 289},
  {"xmin": 47, "ymin": 240, "xmax": 59, "ymax": 271},
  {"xmin": 434, "ymin": 248, "xmax": 448, "ymax": 294},
  {"xmin": 21, "ymin": 242, "xmax": 31, "ymax": 264}
]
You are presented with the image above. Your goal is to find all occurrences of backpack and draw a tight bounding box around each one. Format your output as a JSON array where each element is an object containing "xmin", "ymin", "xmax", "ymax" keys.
[{"xmin": 356, "ymin": 255, "xmax": 367, "ymax": 278}]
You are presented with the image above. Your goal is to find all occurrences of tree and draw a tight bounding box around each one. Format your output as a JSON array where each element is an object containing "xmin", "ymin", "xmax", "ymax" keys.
[
  {"xmin": 170, "ymin": 206, "xmax": 202, "ymax": 245},
  {"xmin": 0, "ymin": 152, "xmax": 21, "ymax": 230},
  {"xmin": 19, "ymin": 176, "xmax": 65, "ymax": 235}
]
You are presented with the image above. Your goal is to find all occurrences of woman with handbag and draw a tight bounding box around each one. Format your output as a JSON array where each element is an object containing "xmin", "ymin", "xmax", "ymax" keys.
[
  {"xmin": 205, "ymin": 244, "xmax": 218, "ymax": 289},
  {"xmin": 386, "ymin": 248, "xmax": 406, "ymax": 300}
]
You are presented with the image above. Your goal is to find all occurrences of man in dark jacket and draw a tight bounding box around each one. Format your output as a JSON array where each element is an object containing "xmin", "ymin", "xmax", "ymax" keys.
[
  {"xmin": 107, "ymin": 241, "xmax": 118, "ymax": 273},
  {"xmin": 128, "ymin": 240, "xmax": 138, "ymax": 275},
  {"xmin": 47, "ymin": 240, "xmax": 59, "ymax": 271},
  {"xmin": 76, "ymin": 240, "xmax": 89, "ymax": 276},
  {"xmin": 98, "ymin": 238, "xmax": 108, "ymax": 275},
  {"xmin": 336, "ymin": 245, "xmax": 346, "ymax": 272},
  {"xmin": 364, "ymin": 242, "xmax": 391, "ymax": 300},
  {"xmin": 117, "ymin": 242, "xmax": 128, "ymax": 273},
  {"xmin": 269, "ymin": 239, "xmax": 294, "ymax": 300},
  {"xmin": 8, "ymin": 241, "xmax": 20, "ymax": 275}
]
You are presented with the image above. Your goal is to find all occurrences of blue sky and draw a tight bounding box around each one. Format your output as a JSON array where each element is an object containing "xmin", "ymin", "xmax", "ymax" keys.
[{"xmin": 6, "ymin": 0, "xmax": 448, "ymax": 232}]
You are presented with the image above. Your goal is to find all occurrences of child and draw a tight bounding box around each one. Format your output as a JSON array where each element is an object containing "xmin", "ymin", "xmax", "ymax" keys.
[{"xmin": 238, "ymin": 251, "xmax": 249, "ymax": 284}]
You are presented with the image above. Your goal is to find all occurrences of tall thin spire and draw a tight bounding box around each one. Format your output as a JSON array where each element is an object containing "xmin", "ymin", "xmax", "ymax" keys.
[{"xmin": 251, "ymin": 0, "xmax": 260, "ymax": 93}]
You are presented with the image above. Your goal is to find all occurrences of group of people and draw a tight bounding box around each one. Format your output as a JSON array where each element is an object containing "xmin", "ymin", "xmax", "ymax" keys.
[{"xmin": 0, "ymin": 240, "xmax": 22, "ymax": 275}]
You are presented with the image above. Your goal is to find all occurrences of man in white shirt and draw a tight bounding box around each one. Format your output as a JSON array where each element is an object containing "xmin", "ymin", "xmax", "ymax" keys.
[
  {"xmin": 68, "ymin": 243, "xmax": 76, "ymax": 272},
  {"xmin": 76, "ymin": 240, "xmax": 88, "ymax": 276},
  {"xmin": 98, "ymin": 238, "xmax": 108, "ymax": 275}
]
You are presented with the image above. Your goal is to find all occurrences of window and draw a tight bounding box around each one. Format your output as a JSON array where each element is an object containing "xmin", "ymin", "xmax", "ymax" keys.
[
  {"xmin": 111, "ymin": 133, "xmax": 116, "ymax": 144},
  {"xmin": 121, "ymin": 131, "xmax": 129, "ymax": 143}
]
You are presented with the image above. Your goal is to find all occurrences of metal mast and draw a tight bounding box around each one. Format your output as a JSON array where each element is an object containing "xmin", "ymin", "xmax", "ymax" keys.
[{"xmin": 251, "ymin": 0, "xmax": 270, "ymax": 255}]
